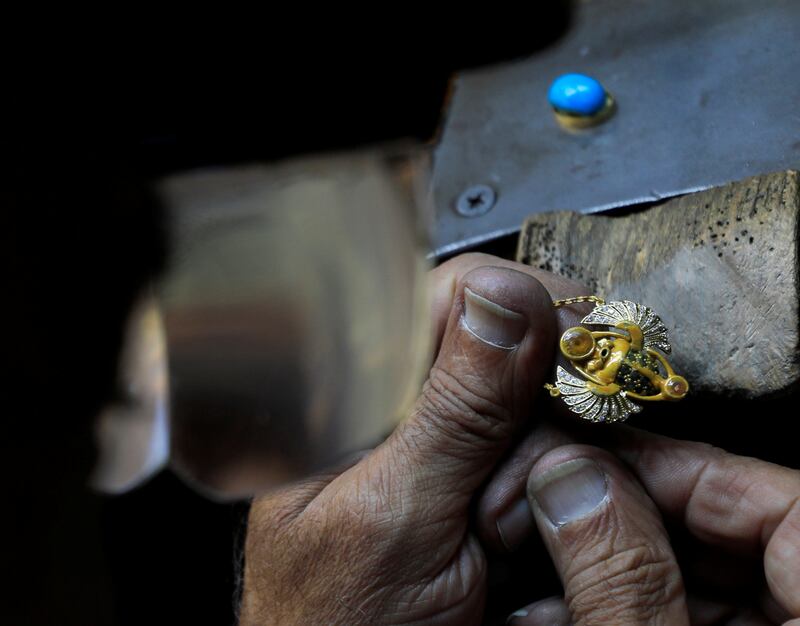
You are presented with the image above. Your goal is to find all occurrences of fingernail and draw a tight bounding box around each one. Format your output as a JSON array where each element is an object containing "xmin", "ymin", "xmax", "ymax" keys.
[
  {"xmin": 508, "ymin": 599, "xmax": 572, "ymax": 625},
  {"xmin": 529, "ymin": 459, "xmax": 608, "ymax": 526},
  {"xmin": 463, "ymin": 287, "xmax": 527, "ymax": 349},
  {"xmin": 497, "ymin": 498, "xmax": 534, "ymax": 551}
]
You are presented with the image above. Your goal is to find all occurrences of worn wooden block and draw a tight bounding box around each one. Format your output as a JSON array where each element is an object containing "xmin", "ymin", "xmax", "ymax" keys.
[{"xmin": 517, "ymin": 171, "xmax": 800, "ymax": 398}]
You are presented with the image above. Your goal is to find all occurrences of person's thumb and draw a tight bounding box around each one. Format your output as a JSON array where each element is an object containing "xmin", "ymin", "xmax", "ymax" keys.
[
  {"xmin": 520, "ymin": 444, "xmax": 689, "ymax": 625},
  {"xmin": 369, "ymin": 265, "xmax": 557, "ymax": 518}
]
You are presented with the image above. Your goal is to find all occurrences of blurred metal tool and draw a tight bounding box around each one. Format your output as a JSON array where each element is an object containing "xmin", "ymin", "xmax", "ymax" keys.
[
  {"xmin": 432, "ymin": 0, "xmax": 800, "ymax": 256},
  {"xmin": 91, "ymin": 293, "xmax": 169, "ymax": 494},
  {"xmin": 93, "ymin": 146, "xmax": 432, "ymax": 499}
]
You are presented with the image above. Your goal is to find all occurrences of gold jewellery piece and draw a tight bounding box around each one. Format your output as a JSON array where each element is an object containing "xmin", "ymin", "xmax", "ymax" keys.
[{"xmin": 544, "ymin": 297, "xmax": 689, "ymax": 423}]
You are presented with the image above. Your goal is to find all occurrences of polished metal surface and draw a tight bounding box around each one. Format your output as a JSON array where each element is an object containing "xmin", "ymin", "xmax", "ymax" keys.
[
  {"xmin": 152, "ymin": 147, "xmax": 432, "ymax": 499},
  {"xmin": 91, "ymin": 293, "xmax": 170, "ymax": 494},
  {"xmin": 431, "ymin": 0, "xmax": 800, "ymax": 256}
]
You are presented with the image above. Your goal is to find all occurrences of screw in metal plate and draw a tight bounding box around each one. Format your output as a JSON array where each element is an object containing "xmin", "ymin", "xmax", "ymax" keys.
[{"xmin": 455, "ymin": 184, "xmax": 497, "ymax": 217}]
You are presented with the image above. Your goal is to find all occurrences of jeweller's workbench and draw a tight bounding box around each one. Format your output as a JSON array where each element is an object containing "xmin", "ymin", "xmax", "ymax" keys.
[{"xmin": 518, "ymin": 171, "xmax": 800, "ymax": 400}]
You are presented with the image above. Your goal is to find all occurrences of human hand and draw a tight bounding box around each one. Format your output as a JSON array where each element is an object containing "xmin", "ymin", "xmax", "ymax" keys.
[
  {"xmin": 239, "ymin": 254, "xmax": 587, "ymax": 625},
  {"xmin": 478, "ymin": 423, "xmax": 800, "ymax": 625}
]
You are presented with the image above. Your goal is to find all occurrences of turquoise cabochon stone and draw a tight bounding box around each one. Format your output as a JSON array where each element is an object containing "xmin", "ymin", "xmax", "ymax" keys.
[{"xmin": 548, "ymin": 73, "xmax": 607, "ymax": 116}]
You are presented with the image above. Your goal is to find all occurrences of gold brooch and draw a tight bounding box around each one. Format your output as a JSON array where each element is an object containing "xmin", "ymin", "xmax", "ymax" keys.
[{"xmin": 545, "ymin": 297, "xmax": 689, "ymax": 423}]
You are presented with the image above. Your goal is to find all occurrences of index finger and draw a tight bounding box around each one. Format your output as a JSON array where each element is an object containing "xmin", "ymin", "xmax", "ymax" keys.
[{"xmin": 608, "ymin": 427, "xmax": 800, "ymax": 617}]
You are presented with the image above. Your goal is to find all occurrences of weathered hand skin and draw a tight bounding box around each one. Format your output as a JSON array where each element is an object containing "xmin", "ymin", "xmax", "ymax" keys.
[
  {"xmin": 240, "ymin": 256, "xmax": 568, "ymax": 625},
  {"xmin": 239, "ymin": 254, "xmax": 800, "ymax": 625},
  {"xmin": 479, "ymin": 422, "xmax": 800, "ymax": 625}
]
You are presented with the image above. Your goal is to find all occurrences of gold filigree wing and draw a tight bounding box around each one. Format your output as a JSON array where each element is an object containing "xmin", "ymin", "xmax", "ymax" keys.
[
  {"xmin": 555, "ymin": 366, "xmax": 642, "ymax": 423},
  {"xmin": 581, "ymin": 300, "xmax": 671, "ymax": 354}
]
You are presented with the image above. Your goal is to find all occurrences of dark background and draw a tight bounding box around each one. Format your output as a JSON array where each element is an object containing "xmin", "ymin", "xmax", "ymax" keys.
[{"xmin": 3, "ymin": 8, "xmax": 580, "ymax": 625}]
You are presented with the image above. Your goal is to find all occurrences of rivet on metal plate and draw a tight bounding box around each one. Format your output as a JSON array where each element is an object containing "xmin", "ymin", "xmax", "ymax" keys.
[{"xmin": 455, "ymin": 184, "xmax": 497, "ymax": 217}]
